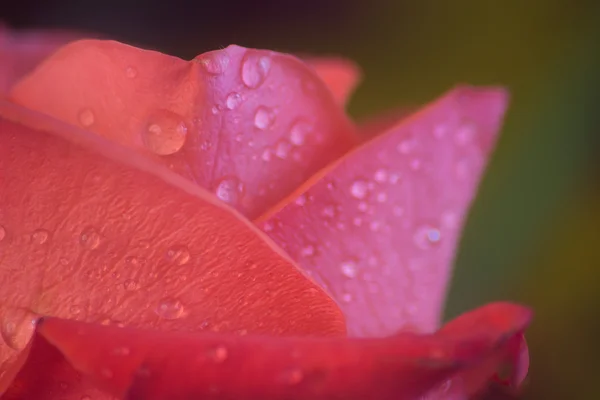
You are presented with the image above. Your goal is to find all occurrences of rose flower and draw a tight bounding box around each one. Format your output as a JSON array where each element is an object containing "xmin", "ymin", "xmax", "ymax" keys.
[{"xmin": 0, "ymin": 28, "xmax": 531, "ymax": 399}]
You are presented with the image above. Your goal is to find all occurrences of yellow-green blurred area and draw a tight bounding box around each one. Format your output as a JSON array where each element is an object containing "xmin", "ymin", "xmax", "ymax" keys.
[{"xmin": 4, "ymin": 0, "xmax": 599, "ymax": 398}]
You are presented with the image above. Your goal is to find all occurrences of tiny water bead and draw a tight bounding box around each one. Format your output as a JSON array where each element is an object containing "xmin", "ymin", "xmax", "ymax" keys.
[
  {"xmin": 413, "ymin": 225, "xmax": 442, "ymax": 250},
  {"xmin": 197, "ymin": 52, "xmax": 230, "ymax": 75},
  {"xmin": 30, "ymin": 228, "xmax": 50, "ymax": 245},
  {"xmin": 155, "ymin": 297, "xmax": 186, "ymax": 320},
  {"xmin": 208, "ymin": 345, "xmax": 228, "ymax": 363},
  {"xmin": 142, "ymin": 110, "xmax": 188, "ymax": 156},
  {"xmin": 215, "ymin": 177, "xmax": 244, "ymax": 205},
  {"xmin": 241, "ymin": 53, "xmax": 271, "ymax": 89},
  {"xmin": 340, "ymin": 260, "xmax": 358, "ymax": 278},
  {"xmin": 78, "ymin": 108, "xmax": 95, "ymax": 127},
  {"xmin": 125, "ymin": 66, "xmax": 138, "ymax": 79},
  {"xmin": 123, "ymin": 279, "xmax": 139, "ymax": 291},
  {"xmin": 80, "ymin": 226, "xmax": 101, "ymax": 250},
  {"xmin": 225, "ymin": 92, "xmax": 243, "ymax": 110},
  {"xmin": 350, "ymin": 180, "xmax": 369, "ymax": 199},
  {"xmin": 165, "ymin": 245, "xmax": 191, "ymax": 266},
  {"xmin": 254, "ymin": 106, "xmax": 274, "ymax": 129},
  {"xmin": 289, "ymin": 120, "xmax": 312, "ymax": 146},
  {"xmin": 0, "ymin": 308, "xmax": 38, "ymax": 351}
]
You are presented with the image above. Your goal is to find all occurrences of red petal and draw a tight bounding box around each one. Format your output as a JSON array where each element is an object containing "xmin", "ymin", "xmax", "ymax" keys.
[
  {"xmin": 305, "ymin": 57, "xmax": 361, "ymax": 106},
  {"xmin": 30, "ymin": 302, "xmax": 530, "ymax": 400},
  {"xmin": 0, "ymin": 105, "xmax": 345, "ymax": 396},
  {"xmin": 0, "ymin": 25, "xmax": 84, "ymax": 93},
  {"xmin": 8, "ymin": 40, "xmax": 358, "ymax": 218},
  {"xmin": 258, "ymin": 86, "xmax": 509, "ymax": 337}
]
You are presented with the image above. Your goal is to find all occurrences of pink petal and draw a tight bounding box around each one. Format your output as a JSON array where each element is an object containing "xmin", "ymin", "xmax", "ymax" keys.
[
  {"xmin": 20, "ymin": 302, "xmax": 530, "ymax": 400},
  {"xmin": 258, "ymin": 86, "xmax": 509, "ymax": 337},
  {"xmin": 305, "ymin": 57, "xmax": 361, "ymax": 106},
  {"xmin": 8, "ymin": 39, "xmax": 358, "ymax": 219},
  {"xmin": 0, "ymin": 104, "xmax": 346, "ymax": 397}
]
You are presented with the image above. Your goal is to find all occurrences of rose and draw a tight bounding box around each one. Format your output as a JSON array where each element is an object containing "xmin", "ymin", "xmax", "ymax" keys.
[{"xmin": 0, "ymin": 28, "xmax": 531, "ymax": 399}]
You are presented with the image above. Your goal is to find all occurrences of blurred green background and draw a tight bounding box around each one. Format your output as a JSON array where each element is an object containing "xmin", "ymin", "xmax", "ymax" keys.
[{"xmin": 4, "ymin": 0, "xmax": 599, "ymax": 398}]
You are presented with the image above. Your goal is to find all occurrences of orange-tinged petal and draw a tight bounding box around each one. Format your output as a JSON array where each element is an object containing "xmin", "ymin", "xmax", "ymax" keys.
[
  {"xmin": 305, "ymin": 57, "xmax": 361, "ymax": 107},
  {"xmin": 9, "ymin": 40, "xmax": 358, "ymax": 218},
  {"xmin": 0, "ymin": 103, "xmax": 346, "ymax": 397},
  {"xmin": 23, "ymin": 302, "xmax": 530, "ymax": 400},
  {"xmin": 258, "ymin": 86, "xmax": 509, "ymax": 337}
]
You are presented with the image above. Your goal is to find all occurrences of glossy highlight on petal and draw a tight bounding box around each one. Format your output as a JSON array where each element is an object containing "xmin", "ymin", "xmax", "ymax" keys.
[
  {"xmin": 9, "ymin": 40, "xmax": 359, "ymax": 218},
  {"xmin": 259, "ymin": 86, "xmax": 509, "ymax": 337},
  {"xmin": 30, "ymin": 302, "xmax": 530, "ymax": 400},
  {"xmin": 0, "ymin": 104, "xmax": 345, "ymax": 398}
]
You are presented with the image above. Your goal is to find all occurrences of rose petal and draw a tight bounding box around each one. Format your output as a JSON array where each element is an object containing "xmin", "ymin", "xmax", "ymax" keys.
[
  {"xmin": 258, "ymin": 86, "xmax": 509, "ymax": 337},
  {"xmin": 358, "ymin": 105, "xmax": 415, "ymax": 139},
  {"xmin": 0, "ymin": 25, "xmax": 85, "ymax": 93},
  {"xmin": 25, "ymin": 302, "xmax": 529, "ymax": 400},
  {"xmin": 8, "ymin": 39, "xmax": 358, "ymax": 218},
  {"xmin": 305, "ymin": 57, "xmax": 361, "ymax": 106},
  {"xmin": 0, "ymin": 105, "xmax": 346, "ymax": 395}
]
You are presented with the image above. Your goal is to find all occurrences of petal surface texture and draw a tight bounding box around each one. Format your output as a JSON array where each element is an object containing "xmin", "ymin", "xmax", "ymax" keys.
[
  {"xmin": 0, "ymin": 103, "xmax": 345, "ymax": 397},
  {"xmin": 305, "ymin": 57, "xmax": 361, "ymax": 107},
  {"xmin": 259, "ymin": 86, "xmax": 509, "ymax": 337},
  {"xmin": 9, "ymin": 40, "xmax": 358, "ymax": 218}
]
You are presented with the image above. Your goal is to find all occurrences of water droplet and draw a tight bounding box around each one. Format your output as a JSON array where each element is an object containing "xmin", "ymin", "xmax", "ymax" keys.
[
  {"xmin": 155, "ymin": 297, "xmax": 186, "ymax": 320},
  {"xmin": 254, "ymin": 106, "xmax": 274, "ymax": 129},
  {"xmin": 369, "ymin": 220, "xmax": 382, "ymax": 232},
  {"xmin": 143, "ymin": 110, "xmax": 188, "ymax": 155},
  {"xmin": 0, "ymin": 308, "xmax": 38, "ymax": 351},
  {"xmin": 352, "ymin": 217, "xmax": 363, "ymax": 226},
  {"xmin": 357, "ymin": 202, "xmax": 368, "ymax": 212},
  {"xmin": 280, "ymin": 367, "xmax": 304, "ymax": 385},
  {"xmin": 392, "ymin": 206, "xmax": 404, "ymax": 217},
  {"xmin": 374, "ymin": 169, "xmax": 388, "ymax": 183},
  {"xmin": 197, "ymin": 52, "xmax": 229, "ymax": 75},
  {"xmin": 397, "ymin": 139, "xmax": 414, "ymax": 154},
  {"xmin": 341, "ymin": 292, "xmax": 353, "ymax": 302},
  {"xmin": 350, "ymin": 180, "xmax": 369, "ymax": 199},
  {"xmin": 0, "ymin": 225, "xmax": 6, "ymax": 242},
  {"xmin": 208, "ymin": 345, "xmax": 228, "ymax": 363},
  {"xmin": 295, "ymin": 194, "xmax": 307, "ymax": 206},
  {"xmin": 389, "ymin": 173, "xmax": 401, "ymax": 184},
  {"xmin": 123, "ymin": 279, "xmax": 139, "ymax": 291},
  {"xmin": 215, "ymin": 177, "xmax": 244, "ymax": 205},
  {"xmin": 165, "ymin": 245, "xmax": 191, "ymax": 266},
  {"xmin": 409, "ymin": 158, "xmax": 422, "ymax": 171},
  {"xmin": 455, "ymin": 122, "xmax": 476, "ymax": 146},
  {"xmin": 433, "ymin": 124, "xmax": 447, "ymax": 139},
  {"xmin": 321, "ymin": 205, "xmax": 336, "ymax": 218},
  {"xmin": 125, "ymin": 66, "xmax": 138, "ymax": 79},
  {"xmin": 299, "ymin": 245, "xmax": 314, "ymax": 257},
  {"xmin": 262, "ymin": 222, "xmax": 274, "ymax": 232},
  {"xmin": 414, "ymin": 225, "xmax": 442, "ymax": 249},
  {"xmin": 78, "ymin": 108, "xmax": 95, "ymax": 127},
  {"xmin": 31, "ymin": 229, "xmax": 49, "ymax": 245},
  {"xmin": 225, "ymin": 92, "xmax": 243, "ymax": 110},
  {"xmin": 275, "ymin": 140, "xmax": 291, "ymax": 159},
  {"xmin": 376, "ymin": 192, "xmax": 388, "ymax": 203},
  {"xmin": 261, "ymin": 148, "xmax": 272, "ymax": 162},
  {"xmin": 340, "ymin": 261, "xmax": 358, "ymax": 278},
  {"xmin": 241, "ymin": 53, "xmax": 271, "ymax": 88},
  {"xmin": 289, "ymin": 120, "xmax": 312, "ymax": 146}
]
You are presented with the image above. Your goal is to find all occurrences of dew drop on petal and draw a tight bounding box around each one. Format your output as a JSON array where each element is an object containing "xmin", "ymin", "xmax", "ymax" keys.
[
  {"xmin": 254, "ymin": 106, "xmax": 274, "ymax": 129},
  {"xmin": 197, "ymin": 53, "xmax": 230, "ymax": 75},
  {"xmin": 208, "ymin": 345, "xmax": 228, "ymax": 363},
  {"xmin": 299, "ymin": 245, "xmax": 314, "ymax": 257},
  {"xmin": 155, "ymin": 297, "xmax": 186, "ymax": 320},
  {"xmin": 125, "ymin": 66, "xmax": 138, "ymax": 79},
  {"xmin": 123, "ymin": 279, "xmax": 139, "ymax": 291},
  {"xmin": 289, "ymin": 120, "xmax": 312, "ymax": 146},
  {"xmin": 241, "ymin": 53, "xmax": 271, "ymax": 88},
  {"xmin": 78, "ymin": 108, "xmax": 95, "ymax": 127},
  {"xmin": 275, "ymin": 140, "xmax": 291, "ymax": 159},
  {"xmin": 295, "ymin": 194, "xmax": 307, "ymax": 206},
  {"xmin": 414, "ymin": 225, "xmax": 442, "ymax": 249},
  {"xmin": 374, "ymin": 169, "xmax": 388, "ymax": 183},
  {"xmin": 340, "ymin": 260, "xmax": 358, "ymax": 278},
  {"xmin": 0, "ymin": 308, "xmax": 38, "ymax": 351},
  {"xmin": 215, "ymin": 177, "xmax": 244, "ymax": 205},
  {"xmin": 350, "ymin": 180, "xmax": 369, "ymax": 199},
  {"xmin": 225, "ymin": 92, "xmax": 243, "ymax": 110},
  {"xmin": 165, "ymin": 245, "xmax": 191, "ymax": 266},
  {"xmin": 80, "ymin": 227, "xmax": 101, "ymax": 249},
  {"xmin": 31, "ymin": 229, "xmax": 50, "ymax": 245},
  {"xmin": 455, "ymin": 122, "xmax": 476, "ymax": 146},
  {"xmin": 143, "ymin": 110, "xmax": 188, "ymax": 156}
]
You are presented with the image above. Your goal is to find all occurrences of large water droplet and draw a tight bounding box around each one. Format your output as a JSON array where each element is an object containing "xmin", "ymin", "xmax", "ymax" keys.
[
  {"xmin": 340, "ymin": 261, "xmax": 358, "ymax": 278},
  {"xmin": 155, "ymin": 297, "xmax": 186, "ymax": 320},
  {"xmin": 215, "ymin": 177, "xmax": 244, "ymax": 205},
  {"xmin": 31, "ymin": 229, "xmax": 50, "ymax": 245},
  {"xmin": 241, "ymin": 53, "xmax": 271, "ymax": 88},
  {"xmin": 78, "ymin": 108, "xmax": 95, "ymax": 127},
  {"xmin": 254, "ymin": 106, "xmax": 274, "ymax": 129},
  {"xmin": 197, "ymin": 53, "xmax": 230, "ymax": 75},
  {"xmin": 143, "ymin": 110, "xmax": 188, "ymax": 156},
  {"xmin": 0, "ymin": 308, "xmax": 38, "ymax": 351},
  {"xmin": 208, "ymin": 345, "xmax": 228, "ymax": 363},
  {"xmin": 414, "ymin": 225, "xmax": 442, "ymax": 249},
  {"xmin": 165, "ymin": 245, "xmax": 191, "ymax": 266},
  {"xmin": 80, "ymin": 226, "xmax": 101, "ymax": 250},
  {"xmin": 289, "ymin": 120, "xmax": 312, "ymax": 146},
  {"xmin": 226, "ymin": 92, "xmax": 243, "ymax": 110},
  {"xmin": 350, "ymin": 180, "xmax": 369, "ymax": 199}
]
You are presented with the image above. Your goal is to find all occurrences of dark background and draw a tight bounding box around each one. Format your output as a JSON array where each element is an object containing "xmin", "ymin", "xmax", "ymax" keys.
[{"xmin": 2, "ymin": 0, "xmax": 599, "ymax": 398}]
